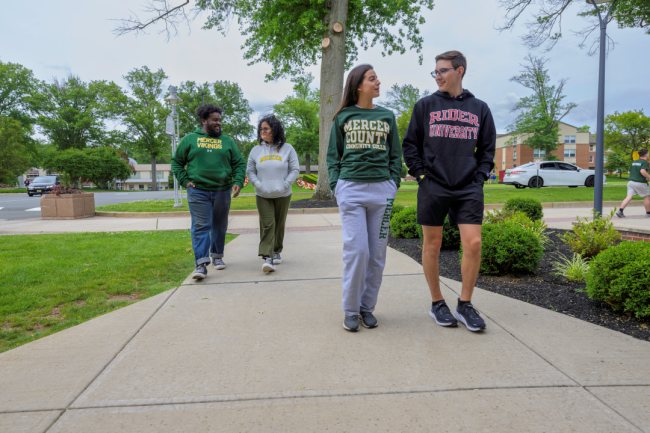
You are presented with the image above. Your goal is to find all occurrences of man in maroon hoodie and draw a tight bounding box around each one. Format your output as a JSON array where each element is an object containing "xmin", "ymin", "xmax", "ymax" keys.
[{"xmin": 402, "ymin": 50, "xmax": 496, "ymax": 332}]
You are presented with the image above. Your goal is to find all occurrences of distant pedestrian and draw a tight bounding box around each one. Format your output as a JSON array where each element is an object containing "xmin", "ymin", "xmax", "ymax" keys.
[
  {"xmin": 327, "ymin": 64, "xmax": 402, "ymax": 332},
  {"xmin": 171, "ymin": 104, "xmax": 246, "ymax": 280},
  {"xmin": 246, "ymin": 115, "xmax": 300, "ymax": 273},
  {"xmin": 616, "ymin": 148, "xmax": 650, "ymax": 218},
  {"xmin": 24, "ymin": 179, "xmax": 30, "ymax": 187}
]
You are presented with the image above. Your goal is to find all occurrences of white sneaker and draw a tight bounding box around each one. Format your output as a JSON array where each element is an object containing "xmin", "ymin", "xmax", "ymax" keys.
[
  {"xmin": 262, "ymin": 256, "xmax": 276, "ymax": 273},
  {"xmin": 213, "ymin": 258, "xmax": 226, "ymax": 270},
  {"xmin": 273, "ymin": 252, "xmax": 282, "ymax": 264}
]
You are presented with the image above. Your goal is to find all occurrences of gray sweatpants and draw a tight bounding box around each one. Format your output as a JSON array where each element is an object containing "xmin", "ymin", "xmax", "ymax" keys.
[{"xmin": 335, "ymin": 179, "xmax": 398, "ymax": 317}]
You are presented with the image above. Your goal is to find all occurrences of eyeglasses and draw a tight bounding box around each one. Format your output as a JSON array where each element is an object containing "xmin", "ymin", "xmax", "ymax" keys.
[
  {"xmin": 260, "ymin": 128, "xmax": 271, "ymax": 132},
  {"xmin": 430, "ymin": 68, "xmax": 457, "ymax": 78}
]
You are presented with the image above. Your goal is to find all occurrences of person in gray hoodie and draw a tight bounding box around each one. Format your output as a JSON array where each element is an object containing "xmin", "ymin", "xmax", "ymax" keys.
[{"xmin": 247, "ymin": 115, "xmax": 300, "ymax": 273}]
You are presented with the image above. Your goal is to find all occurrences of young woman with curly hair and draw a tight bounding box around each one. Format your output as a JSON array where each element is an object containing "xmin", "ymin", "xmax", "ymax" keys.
[
  {"xmin": 327, "ymin": 64, "xmax": 402, "ymax": 332},
  {"xmin": 246, "ymin": 115, "xmax": 300, "ymax": 273}
]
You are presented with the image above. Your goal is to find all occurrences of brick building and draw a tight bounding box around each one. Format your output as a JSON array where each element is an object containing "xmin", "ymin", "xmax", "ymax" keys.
[{"xmin": 494, "ymin": 122, "xmax": 609, "ymax": 173}]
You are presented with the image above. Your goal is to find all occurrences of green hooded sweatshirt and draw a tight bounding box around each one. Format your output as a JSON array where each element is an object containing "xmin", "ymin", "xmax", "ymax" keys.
[{"xmin": 171, "ymin": 128, "xmax": 246, "ymax": 191}]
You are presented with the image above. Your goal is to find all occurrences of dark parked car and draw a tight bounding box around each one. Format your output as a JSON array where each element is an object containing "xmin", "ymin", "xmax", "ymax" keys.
[{"xmin": 27, "ymin": 176, "xmax": 60, "ymax": 196}]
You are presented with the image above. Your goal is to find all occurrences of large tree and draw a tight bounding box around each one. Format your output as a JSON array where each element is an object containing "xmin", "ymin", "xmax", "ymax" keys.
[
  {"xmin": 33, "ymin": 75, "xmax": 121, "ymax": 151},
  {"xmin": 0, "ymin": 117, "xmax": 32, "ymax": 185},
  {"xmin": 507, "ymin": 55, "xmax": 577, "ymax": 160},
  {"xmin": 274, "ymin": 74, "xmax": 320, "ymax": 174},
  {"xmin": 115, "ymin": 0, "xmax": 435, "ymax": 199},
  {"xmin": 603, "ymin": 110, "xmax": 650, "ymax": 160},
  {"xmin": 107, "ymin": 66, "xmax": 170, "ymax": 190},
  {"xmin": 498, "ymin": 0, "xmax": 650, "ymax": 54}
]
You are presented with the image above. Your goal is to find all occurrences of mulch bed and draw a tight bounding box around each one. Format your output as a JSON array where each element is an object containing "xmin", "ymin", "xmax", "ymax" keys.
[
  {"xmin": 290, "ymin": 198, "xmax": 338, "ymax": 209},
  {"xmin": 388, "ymin": 229, "xmax": 650, "ymax": 342}
]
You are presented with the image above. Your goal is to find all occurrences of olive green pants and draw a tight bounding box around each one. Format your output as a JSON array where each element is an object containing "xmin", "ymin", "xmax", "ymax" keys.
[{"xmin": 256, "ymin": 195, "xmax": 292, "ymax": 257}]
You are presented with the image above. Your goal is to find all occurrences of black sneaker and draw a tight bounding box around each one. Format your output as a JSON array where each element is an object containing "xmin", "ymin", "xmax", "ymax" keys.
[
  {"xmin": 360, "ymin": 312, "xmax": 378, "ymax": 328},
  {"xmin": 429, "ymin": 300, "xmax": 458, "ymax": 327},
  {"xmin": 455, "ymin": 300, "xmax": 486, "ymax": 332},
  {"xmin": 616, "ymin": 209, "xmax": 625, "ymax": 218},
  {"xmin": 343, "ymin": 314, "xmax": 360, "ymax": 332},
  {"xmin": 191, "ymin": 264, "xmax": 207, "ymax": 280}
]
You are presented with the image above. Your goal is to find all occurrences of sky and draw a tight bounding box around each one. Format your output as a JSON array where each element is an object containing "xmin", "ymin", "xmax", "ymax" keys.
[{"xmin": 2, "ymin": 0, "xmax": 649, "ymax": 134}]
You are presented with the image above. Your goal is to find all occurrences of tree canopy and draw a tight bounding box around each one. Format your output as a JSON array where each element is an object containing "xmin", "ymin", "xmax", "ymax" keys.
[
  {"xmin": 381, "ymin": 83, "xmax": 430, "ymax": 141},
  {"xmin": 498, "ymin": 0, "xmax": 650, "ymax": 54},
  {"xmin": 0, "ymin": 116, "xmax": 31, "ymax": 185},
  {"xmin": 507, "ymin": 55, "xmax": 576, "ymax": 160},
  {"xmin": 604, "ymin": 110, "xmax": 650, "ymax": 158}
]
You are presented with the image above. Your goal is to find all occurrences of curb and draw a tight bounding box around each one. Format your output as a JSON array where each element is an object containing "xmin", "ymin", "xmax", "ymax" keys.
[
  {"xmin": 484, "ymin": 200, "xmax": 644, "ymax": 211},
  {"xmin": 95, "ymin": 207, "xmax": 340, "ymax": 218}
]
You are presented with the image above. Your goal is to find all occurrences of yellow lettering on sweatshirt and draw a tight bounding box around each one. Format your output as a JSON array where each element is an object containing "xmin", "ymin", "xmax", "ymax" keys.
[
  {"xmin": 197, "ymin": 137, "xmax": 222, "ymax": 149},
  {"xmin": 259, "ymin": 155, "xmax": 283, "ymax": 163}
]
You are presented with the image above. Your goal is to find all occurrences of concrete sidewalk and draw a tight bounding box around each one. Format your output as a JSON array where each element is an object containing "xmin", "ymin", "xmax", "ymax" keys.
[
  {"xmin": 2, "ymin": 230, "xmax": 650, "ymax": 432},
  {"xmin": 1, "ymin": 204, "xmax": 646, "ymax": 235}
]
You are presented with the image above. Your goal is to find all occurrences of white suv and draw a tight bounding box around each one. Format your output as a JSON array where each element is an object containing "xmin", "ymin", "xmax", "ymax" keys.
[{"xmin": 504, "ymin": 162, "xmax": 606, "ymax": 188}]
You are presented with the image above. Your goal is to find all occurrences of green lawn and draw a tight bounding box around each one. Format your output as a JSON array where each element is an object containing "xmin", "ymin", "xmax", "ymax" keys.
[
  {"xmin": 96, "ymin": 193, "xmax": 315, "ymax": 212},
  {"xmin": 0, "ymin": 188, "xmax": 28, "ymax": 194},
  {"xmin": 0, "ymin": 231, "xmax": 237, "ymax": 353},
  {"xmin": 393, "ymin": 185, "xmax": 639, "ymax": 207}
]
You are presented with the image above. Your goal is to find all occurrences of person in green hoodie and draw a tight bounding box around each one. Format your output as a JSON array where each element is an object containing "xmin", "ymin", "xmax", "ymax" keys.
[
  {"xmin": 171, "ymin": 104, "xmax": 246, "ymax": 280},
  {"xmin": 327, "ymin": 64, "xmax": 402, "ymax": 332}
]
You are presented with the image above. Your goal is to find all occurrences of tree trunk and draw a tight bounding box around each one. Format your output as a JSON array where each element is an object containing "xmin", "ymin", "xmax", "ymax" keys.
[
  {"xmin": 151, "ymin": 155, "xmax": 157, "ymax": 191},
  {"xmin": 305, "ymin": 154, "xmax": 311, "ymax": 175},
  {"xmin": 314, "ymin": 0, "xmax": 348, "ymax": 201}
]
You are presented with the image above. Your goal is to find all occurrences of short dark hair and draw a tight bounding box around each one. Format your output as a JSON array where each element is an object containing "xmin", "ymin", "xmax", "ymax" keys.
[
  {"xmin": 639, "ymin": 149, "xmax": 648, "ymax": 158},
  {"xmin": 435, "ymin": 50, "xmax": 467, "ymax": 78},
  {"xmin": 196, "ymin": 104, "xmax": 223, "ymax": 123},
  {"xmin": 257, "ymin": 115, "xmax": 286, "ymax": 149}
]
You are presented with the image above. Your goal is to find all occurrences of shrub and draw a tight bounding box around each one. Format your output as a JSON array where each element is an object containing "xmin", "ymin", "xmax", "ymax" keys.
[
  {"xmin": 301, "ymin": 174, "xmax": 318, "ymax": 185},
  {"xmin": 470, "ymin": 222, "xmax": 543, "ymax": 275},
  {"xmin": 390, "ymin": 206, "xmax": 420, "ymax": 239},
  {"xmin": 552, "ymin": 253, "xmax": 590, "ymax": 282},
  {"xmin": 503, "ymin": 197, "xmax": 543, "ymax": 221},
  {"xmin": 390, "ymin": 204, "xmax": 405, "ymax": 221},
  {"xmin": 485, "ymin": 209, "xmax": 550, "ymax": 248},
  {"xmin": 563, "ymin": 209, "xmax": 620, "ymax": 258},
  {"xmin": 585, "ymin": 241, "xmax": 650, "ymax": 319},
  {"xmin": 442, "ymin": 216, "xmax": 461, "ymax": 249}
]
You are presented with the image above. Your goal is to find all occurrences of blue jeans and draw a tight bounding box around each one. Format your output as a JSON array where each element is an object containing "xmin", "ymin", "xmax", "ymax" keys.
[{"xmin": 186, "ymin": 187, "xmax": 231, "ymax": 266}]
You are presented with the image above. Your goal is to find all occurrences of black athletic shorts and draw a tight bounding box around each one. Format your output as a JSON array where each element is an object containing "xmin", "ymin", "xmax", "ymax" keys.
[{"xmin": 417, "ymin": 177, "xmax": 484, "ymax": 226}]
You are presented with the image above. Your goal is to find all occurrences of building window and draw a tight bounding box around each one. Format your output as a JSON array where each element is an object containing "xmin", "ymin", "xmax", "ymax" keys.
[
  {"xmin": 139, "ymin": 184, "xmax": 144, "ymax": 190},
  {"xmin": 564, "ymin": 149, "xmax": 576, "ymax": 158},
  {"xmin": 564, "ymin": 135, "xmax": 576, "ymax": 144},
  {"xmin": 513, "ymin": 150, "xmax": 517, "ymax": 159},
  {"xmin": 129, "ymin": 185, "xmax": 135, "ymax": 190},
  {"xmin": 533, "ymin": 149, "xmax": 546, "ymax": 159},
  {"xmin": 131, "ymin": 172, "xmax": 141, "ymax": 179},
  {"xmin": 589, "ymin": 144, "xmax": 595, "ymax": 152},
  {"xmin": 513, "ymin": 163, "xmax": 517, "ymax": 168},
  {"xmin": 513, "ymin": 137, "xmax": 517, "ymax": 146},
  {"xmin": 589, "ymin": 155, "xmax": 594, "ymax": 163}
]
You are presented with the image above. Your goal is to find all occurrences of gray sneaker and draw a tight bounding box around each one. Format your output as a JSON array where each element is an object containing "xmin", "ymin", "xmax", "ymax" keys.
[
  {"xmin": 360, "ymin": 312, "xmax": 378, "ymax": 328},
  {"xmin": 262, "ymin": 256, "xmax": 275, "ymax": 273},
  {"xmin": 343, "ymin": 314, "xmax": 360, "ymax": 332},
  {"xmin": 191, "ymin": 264, "xmax": 207, "ymax": 280},
  {"xmin": 273, "ymin": 252, "xmax": 282, "ymax": 264},
  {"xmin": 616, "ymin": 209, "xmax": 625, "ymax": 218},
  {"xmin": 213, "ymin": 258, "xmax": 226, "ymax": 270}
]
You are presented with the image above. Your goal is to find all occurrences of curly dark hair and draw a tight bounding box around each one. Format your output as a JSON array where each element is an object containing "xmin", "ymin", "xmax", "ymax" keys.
[
  {"xmin": 196, "ymin": 104, "xmax": 223, "ymax": 122},
  {"xmin": 257, "ymin": 115, "xmax": 286, "ymax": 148}
]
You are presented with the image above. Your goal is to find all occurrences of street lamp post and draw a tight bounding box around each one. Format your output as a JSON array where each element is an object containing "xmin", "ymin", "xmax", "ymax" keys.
[
  {"xmin": 588, "ymin": 0, "xmax": 619, "ymax": 217},
  {"xmin": 165, "ymin": 86, "xmax": 184, "ymax": 208}
]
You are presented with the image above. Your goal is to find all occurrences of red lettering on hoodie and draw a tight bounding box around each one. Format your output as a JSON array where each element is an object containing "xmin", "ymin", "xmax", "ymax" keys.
[{"xmin": 429, "ymin": 112, "xmax": 442, "ymax": 124}]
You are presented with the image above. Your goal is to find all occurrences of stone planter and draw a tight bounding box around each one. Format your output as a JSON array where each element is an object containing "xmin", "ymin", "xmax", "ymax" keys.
[{"xmin": 40, "ymin": 193, "xmax": 95, "ymax": 220}]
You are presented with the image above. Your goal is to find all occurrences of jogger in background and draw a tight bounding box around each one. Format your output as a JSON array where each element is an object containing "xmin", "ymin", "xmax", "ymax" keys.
[
  {"xmin": 327, "ymin": 64, "xmax": 402, "ymax": 332},
  {"xmin": 247, "ymin": 115, "xmax": 300, "ymax": 273}
]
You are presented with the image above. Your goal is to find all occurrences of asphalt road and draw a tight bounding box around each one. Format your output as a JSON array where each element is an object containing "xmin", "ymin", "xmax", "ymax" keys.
[{"xmin": 0, "ymin": 191, "xmax": 183, "ymax": 221}]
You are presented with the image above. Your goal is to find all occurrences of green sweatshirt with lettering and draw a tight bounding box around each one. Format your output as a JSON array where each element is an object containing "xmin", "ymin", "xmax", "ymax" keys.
[
  {"xmin": 171, "ymin": 128, "xmax": 246, "ymax": 191},
  {"xmin": 327, "ymin": 106, "xmax": 402, "ymax": 192}
]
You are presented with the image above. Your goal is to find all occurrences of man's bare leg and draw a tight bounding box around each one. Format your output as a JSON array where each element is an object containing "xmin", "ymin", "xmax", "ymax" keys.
[
  {"xmin": 421, "ymin": 225, "xmax": 444, "ymax": 302},
  {"xmin": 458, "ymin": 224, "xmax": 482, "ymax": 301},
  {"xmin": 620, "ymin": 194, "xmax": 634, "ymax": 211},
  {"xmin": 644, "ymin": 195, "xmax": 650, "ymax": 213}
]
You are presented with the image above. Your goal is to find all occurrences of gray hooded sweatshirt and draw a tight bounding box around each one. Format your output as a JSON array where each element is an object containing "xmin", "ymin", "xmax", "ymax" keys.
[{"xmin": 246, "ymin": 141, "xmax": 300, "ymax": 198}]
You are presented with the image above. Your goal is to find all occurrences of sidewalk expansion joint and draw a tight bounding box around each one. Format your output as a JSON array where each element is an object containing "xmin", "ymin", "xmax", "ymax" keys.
[
  {"xmin": 439, "ymin": 279, "xmax": 646, "ymax": 433},
  {"xmin": 42, "ymin": 287, "xmax": 179, "ymax": 433},
  {"xmin": 63, "ymin": 384, "xmax": 583, "ymax": 411},
  {"xmin": 180, "ymin": 273, "xmax": 425, "ymax": 286}
]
